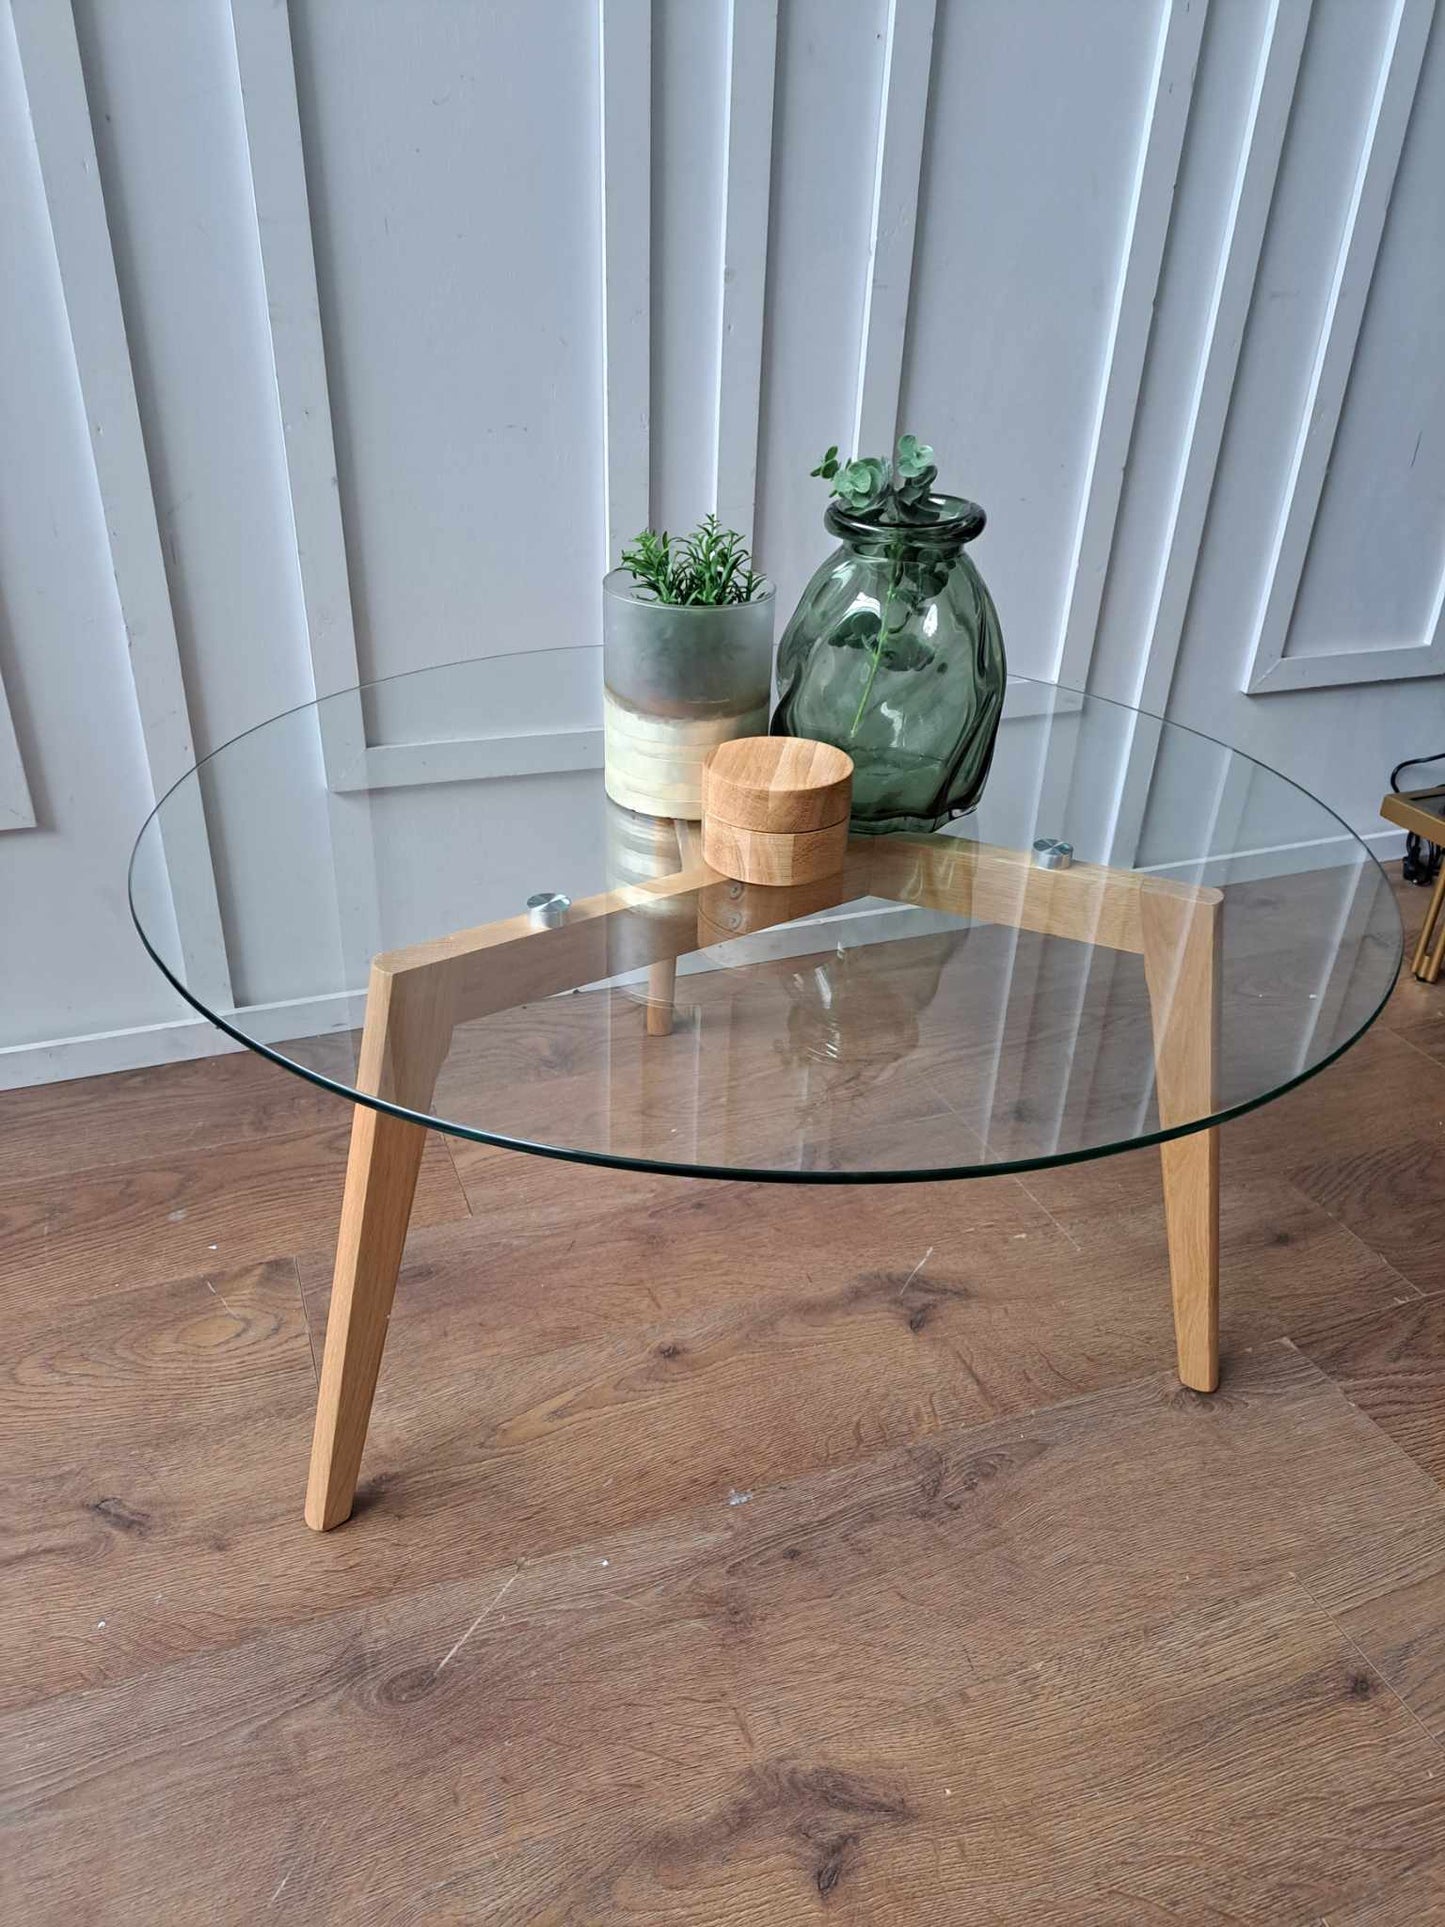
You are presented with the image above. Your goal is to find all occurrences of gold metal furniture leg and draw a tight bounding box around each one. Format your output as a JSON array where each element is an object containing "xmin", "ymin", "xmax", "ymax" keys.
[
  {"xmin": 1140, "ymin": 885, "xmax": 1222, "ymax": 1393},
  {"xmin": 1380, "ymin": 787, "xmax": 1445, "ymax": 983},
  {"xmin": 1415, "ymin": 862, "xmax": 1445, "ymax": 982},
  {"xmin": 305, "ymin": 963, "xmax": 454, "ymax": 1530}
]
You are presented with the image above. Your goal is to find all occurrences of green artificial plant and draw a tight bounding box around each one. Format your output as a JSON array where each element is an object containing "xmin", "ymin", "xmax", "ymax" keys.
[{"xmin": 620, "ymin": 513, "xmax": 765, "ymax": 607}]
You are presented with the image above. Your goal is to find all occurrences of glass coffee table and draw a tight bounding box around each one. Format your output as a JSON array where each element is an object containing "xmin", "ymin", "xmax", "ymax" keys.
[{"xmin": 129, "ymin": 653, "xmax": 1402, "ymax": 1530}]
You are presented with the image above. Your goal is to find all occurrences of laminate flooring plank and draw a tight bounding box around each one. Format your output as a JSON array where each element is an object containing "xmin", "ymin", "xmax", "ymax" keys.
[
  {"xmin": 0, "ymin": 1041, "xmax": 356, "ymax": 1186},
  {"xmin": 1304, "ymin": 1510, "xmax": 1445, "ymax": 1746},
  {"xmin": 1298, "ymin": 1295, "xmax": 1445, "ymax": 1485},
  {"xmin": 1291, "ymin": 1137, "xmax": 1445, "ymax": 1299},
  {"xmin": 0, "ymin": 1123, "xmax": 468, "ymax": 1310},
  {"xmin": 4, "ymin": 1347, "xmax": 1444, "ymax": 1923}
]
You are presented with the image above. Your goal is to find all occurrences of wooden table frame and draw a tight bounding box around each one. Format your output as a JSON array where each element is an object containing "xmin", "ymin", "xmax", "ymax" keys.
[{"xmin": 305, "ymin": 833, "xmax": 1222, "ymax": 1530}]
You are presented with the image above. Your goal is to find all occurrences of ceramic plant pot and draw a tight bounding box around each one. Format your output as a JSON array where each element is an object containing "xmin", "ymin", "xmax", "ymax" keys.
[{"xmin": 602, "ymin": 571, "xmax": 776, "ymax": 819}]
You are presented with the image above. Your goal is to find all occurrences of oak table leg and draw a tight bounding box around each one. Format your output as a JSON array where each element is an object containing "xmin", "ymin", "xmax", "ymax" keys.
[
  {"xmin": 643, "ymin": 822, "xmax": 701, "ymax": 1035},
  {"xmin": 305, "ymin": 963, "xmax": 454, "ymax": 1530},
  {"xmin": 302, "ymin": 837, "xmax": 1231, "ymax": 1531},
  {"xmin": 644, "ymin": 960, "xmax": 676, "ymax": 1036},
  {"xmin": 305, "ymin": 1107, "xmax": 429, "ymax": 1529},
  {"xmin": 1140, "ymin": 885, "xmax": 1222, "ymax": 1392}
]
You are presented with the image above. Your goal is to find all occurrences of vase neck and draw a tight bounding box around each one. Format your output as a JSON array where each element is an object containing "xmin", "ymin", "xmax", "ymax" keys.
[{"xmin": 825, "ymin": 493, "xmax": 985, "ymax": 554}]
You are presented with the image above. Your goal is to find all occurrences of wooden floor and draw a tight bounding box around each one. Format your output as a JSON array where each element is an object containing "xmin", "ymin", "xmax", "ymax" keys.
[{"xmin": 4, "ymin": 868, "xmax": 1445, "ymax": 1923}]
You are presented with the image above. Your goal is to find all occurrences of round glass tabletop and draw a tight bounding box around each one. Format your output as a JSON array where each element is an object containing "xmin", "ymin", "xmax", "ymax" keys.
[{"xmin": 129, "ymin": 651, "xmax": 1401, "ymax": 1182}]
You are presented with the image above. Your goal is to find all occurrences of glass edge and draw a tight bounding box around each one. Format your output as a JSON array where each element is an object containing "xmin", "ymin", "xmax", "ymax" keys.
[
  {"xmin": 128, "ymin": 826, "xmax": 1404, "ymax": 1184},
  {"xmin": 138, "ymin": 653, "xmax": 1400, "ymax": 897},
  {"xmin": 1014, "ymin": 676, "xmax": 1403, "ymax": 903},
  {"xmin": 128, "ymin": 652, "xmax": 1407, "ymax": 1184}
]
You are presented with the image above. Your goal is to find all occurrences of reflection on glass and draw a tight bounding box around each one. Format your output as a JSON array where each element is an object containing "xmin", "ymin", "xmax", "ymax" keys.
[{"xmin": 130, "ymin": 654, "xmax": 1402, "ymax": 1180}]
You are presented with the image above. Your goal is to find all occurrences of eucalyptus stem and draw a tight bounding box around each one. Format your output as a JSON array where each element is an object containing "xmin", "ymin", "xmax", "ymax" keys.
[
  {"xmin": 848, "ymin": 539, "xmax": 908, "ymax": 737},
  {"xmin": 813, "ymin": 432, "xmax": 944, "ymax": 739}
]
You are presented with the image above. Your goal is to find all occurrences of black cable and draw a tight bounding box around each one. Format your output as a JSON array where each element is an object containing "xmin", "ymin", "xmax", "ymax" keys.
[{"xmin": 1390, "ymin": 751, "xmax": 1445, "ymax": 885}]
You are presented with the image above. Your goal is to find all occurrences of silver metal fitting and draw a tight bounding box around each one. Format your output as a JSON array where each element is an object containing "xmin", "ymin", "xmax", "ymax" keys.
[
  {"xmin": 1032, "ymin": 837, "xmax": 1074, "ymax": 871},
  {"xmin": 527, "ymin": 891, "xmax": 571, "ymax": 929}
]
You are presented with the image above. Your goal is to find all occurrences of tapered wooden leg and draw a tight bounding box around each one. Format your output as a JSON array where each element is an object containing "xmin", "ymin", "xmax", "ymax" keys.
[
  {"xmin": 1158, "ymin": 1128, "xmax": 1220, "ymax": 1390},
  {"xmin": 645, "ymin": 959, "xmax": 676, "ymax": 1035},
  {"xmin": 642, "ymin": 821, "xmax": 697, "ymax": 1034},
  {"xmin": 305, "ymin": 1105, "xmax": 428, "ymax": 1528},
  {"xmin": 306, "ymin": 961, "xmax": 453, "ymax": 1530},
  {"xmin": 1141, "ymin": 884, "xmax": 1222, "ymax": 1393}
]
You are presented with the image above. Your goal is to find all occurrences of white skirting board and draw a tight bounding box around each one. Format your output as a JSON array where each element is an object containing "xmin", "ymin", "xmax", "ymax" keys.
[{"xmin": 0, "ymin": 990, "xmax": 368, "ymax": 1091}]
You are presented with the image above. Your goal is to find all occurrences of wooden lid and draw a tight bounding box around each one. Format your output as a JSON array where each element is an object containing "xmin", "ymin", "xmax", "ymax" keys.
[{"xmin": 701, "ymin": 736, "xmax": 853, "ymax": 834}]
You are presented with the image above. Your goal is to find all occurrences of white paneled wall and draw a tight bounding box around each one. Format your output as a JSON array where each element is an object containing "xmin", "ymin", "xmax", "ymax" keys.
[{"xmin": 2, "ymin": 0, "xmax": 1441, "ymax": 1082}]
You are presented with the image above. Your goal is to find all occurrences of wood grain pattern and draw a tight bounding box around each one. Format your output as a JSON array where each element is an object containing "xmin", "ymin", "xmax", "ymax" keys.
[
  {"xmin": 1290, "ymin": 1137, "xmax": 1445, "ymax": 1299},
  {"xmin": 0, "ymin": 1256, "xmax": 319, "ymax": 1710},
  {"xmin": 0, "ymin": 1043, "xmax": 353, "ymax": 1187},
  {"xmin": 1141, "ymin": 884, "xmax": 1221, "ymax": 1389},
  {"xmin": 1297, "ymin": 1295, "xmax": 1445, "ymax": 1486},
  {"xmin": 1026, "ymin": 1148, "xmax": 1419, "ymax": 1328},
  {"xmin": 1303, "ymin": 1510, "xmax": 1445, "ymax": 1746},
  {"xmin": 4, "ymin": 1349, "xmax": 1445, "ymax": 1921},
  {"xmin": 1381, "ymin": 966, "xmax": 1445, "ymax": 1063},
  {"xmin": 328, "ymin": 831, "xmax": 1225, "ymax": 1518},
  {"xmin": 379, "ymin": 859, "xmax": 716, "ymax": 1027},
  {"xmin": 305, "ymin": 1108, "xmax": 429, "ymax": 1529},
  {"xmin": 643, "ymin": 957, "xmax": 676, "ymax": 1035},
  {"xmin": 1, "ymin": 861, "xmax": 1443, "ymax": 1919},
  {"xmin": 0, "ymin": 1120, "xmax": 467, "ymax": 1311},
  {"xmin": 306, "ymin": 959, "xmax": 458, "ymax": 1529},
  {"xmin": 1227, "ymin": 1021, "xmax": 1445, "ymax": 1169},
  {"xmin": 701, "ymin": 812, "xmax": 850, "ymax": 886},
  {"xmin": 374, "ymin": 828, "xmax": 1217, "ymax": 1028},
  {"xmin": 866, "ymin": 831, "xmax": 1217, "ymax": 955},
  {"xmin": 1413, "ymin": 865, "xmax": 1445, "ymax": 982},
  {"xmin": 316, "ymin": 840, "xmax": 1223, "ymax": 1523},
  {"xmin": 701, "ymin": 734, "xmax": 853, "ymax": 833},
  {"xmin": 1381, "ymin": 863, "xmax": 1445, "ymax": 1060},
  {"xmin": 0, "ymin": 1140, "xmax": 1415, "ymax": 1718},
  {"xmin": 1327, "ymin": 1856, "xmax": 1445, "ymax": 1925}
]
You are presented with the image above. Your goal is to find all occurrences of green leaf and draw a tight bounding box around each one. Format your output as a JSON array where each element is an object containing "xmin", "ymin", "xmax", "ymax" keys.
[
  {"xmin": 827, "ymin": 608, "xmax": 883, "ymax": 652},
  {"xmin": 894, "ymin": 434, "xmax": 934, "ymax": 478},
  {"xmin": 620, "ymin": 514, "xmax": 762, "ymax": 605},
  {"xmin": 894, "ymin": 463, "xmax": 938, "ymax": 514},
  {"xmin": 810, "ymin": 445, "xmax": 841, "ymax": 480},
  {"xmin": 834, "ymin": 455, "xmax": 891, "ymax": 510},
  {"xmin": 880, "ymin": 630, "xmax": 936, "ymax": 673}
]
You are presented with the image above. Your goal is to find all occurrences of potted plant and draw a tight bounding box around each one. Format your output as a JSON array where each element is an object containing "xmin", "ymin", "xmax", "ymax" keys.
[
  {"xmin": 603, "ymin": 515, "xmax": 775, "ymax": 819},
  {"xmin": 772, "ymin": 435, "xmax": 1005, "ymax": 833}
]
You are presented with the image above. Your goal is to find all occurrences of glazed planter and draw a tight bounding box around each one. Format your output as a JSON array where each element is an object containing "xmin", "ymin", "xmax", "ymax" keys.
[
  {"xmin": 602, "ymin": 570, "xmax": 776, "ymax": 819},
  {"xmin": 771, "ymin": 496, "xmax": 1005, "ymax": 833}
]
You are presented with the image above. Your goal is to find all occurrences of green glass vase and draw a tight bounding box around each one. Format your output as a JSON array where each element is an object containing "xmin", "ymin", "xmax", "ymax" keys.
[{"xmin": 771, "ymin": 495, "xmax": 1006, "ymax": 833}]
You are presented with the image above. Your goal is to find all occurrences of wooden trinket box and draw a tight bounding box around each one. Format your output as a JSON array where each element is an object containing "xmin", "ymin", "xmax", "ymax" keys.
[{"xmin": 700, "ymin": 736, "xmax": 854, "ymax": 886}]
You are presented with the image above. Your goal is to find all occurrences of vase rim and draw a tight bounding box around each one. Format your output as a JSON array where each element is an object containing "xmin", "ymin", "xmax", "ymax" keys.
[
  {"xmin": 602, "ymin": 568, "xmax": 775, "ymax": 609},
  {"xmin": 825, "ymin": 494, "xmax": 986, "ymax": 545}
]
